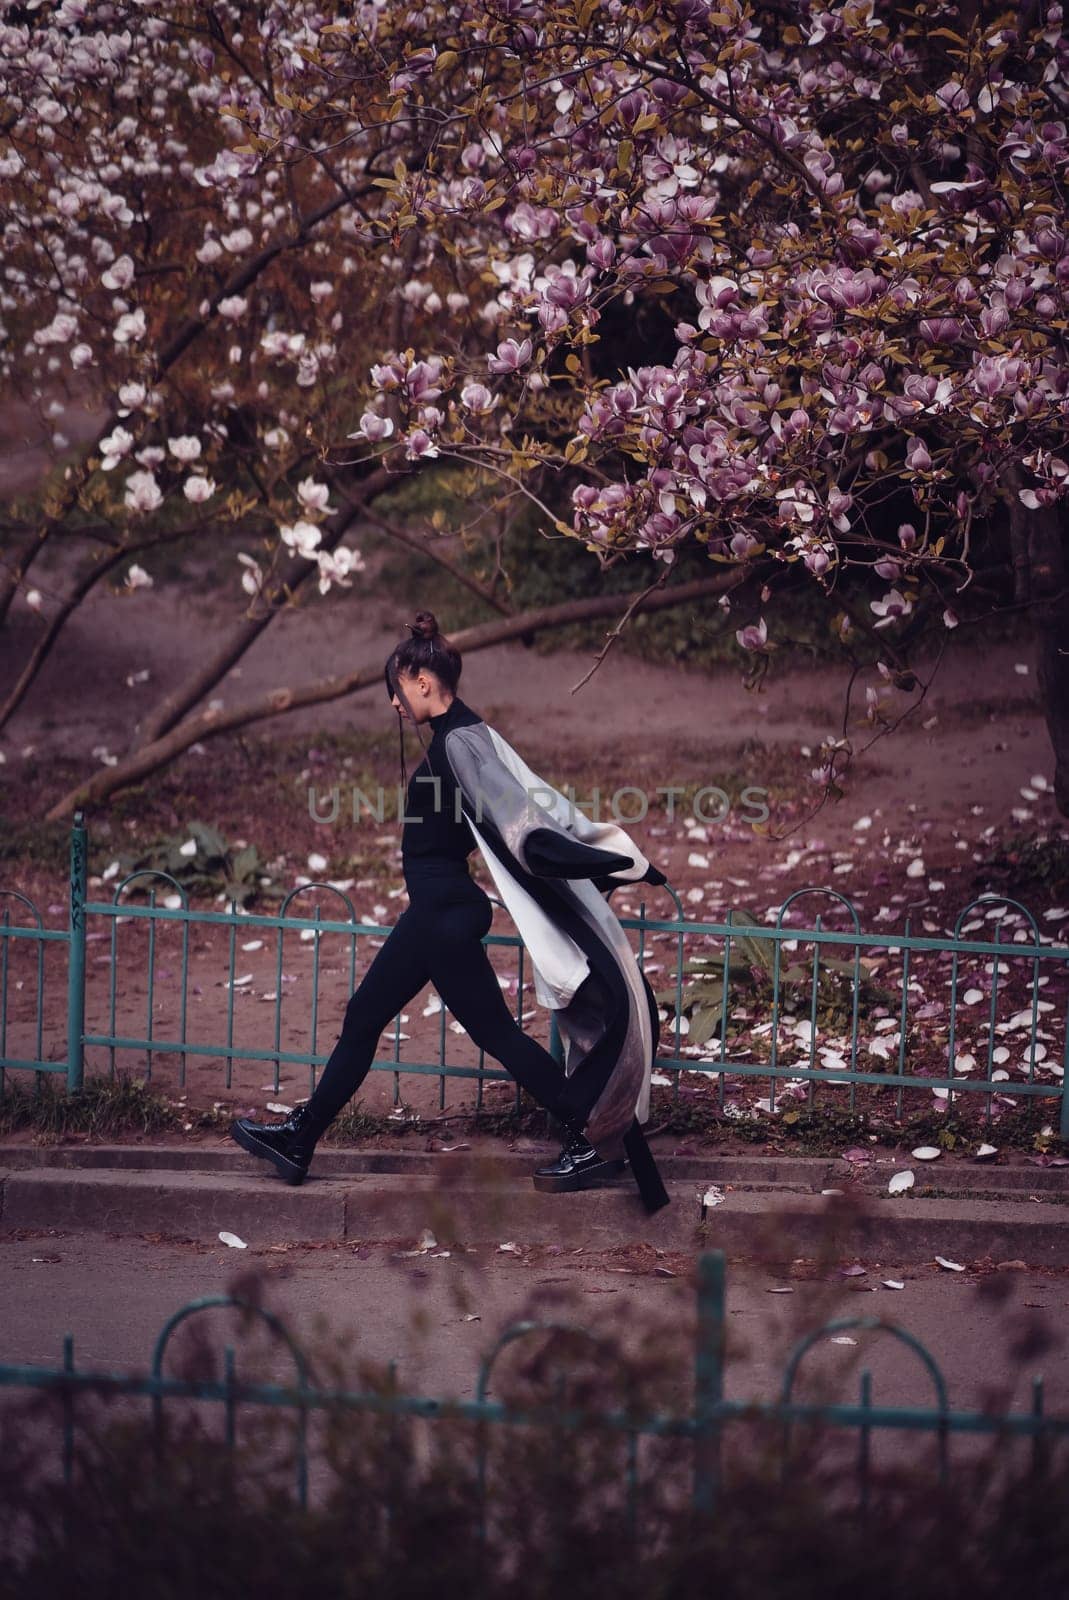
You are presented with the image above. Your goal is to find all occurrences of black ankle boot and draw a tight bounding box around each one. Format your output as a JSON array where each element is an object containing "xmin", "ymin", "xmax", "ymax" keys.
[
  {"xmin": 532, "ymin": 1121, "xmax": 628, "ymax": 1193},
  {"xmin": 229, "ymin": 1103, "xmax": 320, "ymax": 1186}
]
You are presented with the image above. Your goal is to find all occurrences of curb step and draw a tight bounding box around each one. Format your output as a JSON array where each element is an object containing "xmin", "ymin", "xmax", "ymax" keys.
[
  {"xmin": 2, "ymin": 1165, "xmax": 1068, "ymax": 1265},
  {"xmin": 2, "ymin": 1144, "xmax": 1067, "ymax": 1196}
]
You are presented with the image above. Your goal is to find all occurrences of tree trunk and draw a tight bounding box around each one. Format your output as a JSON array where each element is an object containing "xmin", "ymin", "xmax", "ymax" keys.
[
  {"xmin": 1029, "ymin": 501, "xmax": 1069, "ymax": 818},
  {"xmin": 1005, "ymin": 465, "xmax": 1069, "ymax": 818},
  {"xmin": 44, "ymin": 574, "xmax": 741, "ymax": 822}
]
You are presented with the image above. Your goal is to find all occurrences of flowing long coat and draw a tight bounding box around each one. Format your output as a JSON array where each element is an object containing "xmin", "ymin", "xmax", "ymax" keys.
[{"xmin": 436, "ymin": 704, "xmax": 670, "ymax": 1212}]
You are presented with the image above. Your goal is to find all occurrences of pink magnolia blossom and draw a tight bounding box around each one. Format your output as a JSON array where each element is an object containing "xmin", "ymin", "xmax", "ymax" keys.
[
  {"xmin": 460, "ymin": 382, "xmax": 495, "ymax": 414},
  {"xmin": 736, "ymin": 617, "xmax": 769, "ymax": 652},
  {"xmin": 350, "ymin": 412, "xmax": 394, "ymax": 442},
  {"xmin": 870, "ymin": 589, "xmax": 913, "ymax": 628},
  {"xmin": 404, "ymin": 429, "xmax": 439, "ymax": 460},
  {"xmin": 487, "ymin": 337, "xmax": 533, "ymax": 374}
]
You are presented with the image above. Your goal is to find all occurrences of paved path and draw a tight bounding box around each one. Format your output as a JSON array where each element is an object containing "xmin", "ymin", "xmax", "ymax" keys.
[{"xmin": 3, "ymin": 1229, "xmax": 1068, "ymax": 1423}]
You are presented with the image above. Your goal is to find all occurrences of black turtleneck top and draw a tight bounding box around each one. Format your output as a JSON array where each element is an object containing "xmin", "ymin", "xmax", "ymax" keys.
[{"xmin": 400, "ymin": 694, "xmax": 484, "ymax": 877}]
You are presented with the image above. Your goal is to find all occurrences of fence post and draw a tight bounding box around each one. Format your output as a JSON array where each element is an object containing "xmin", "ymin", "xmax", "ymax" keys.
[
  {"xmin": 67, "ymin": 811, "xmax": 87, "ymax": 1094},
  {"xmin": 692, "ymin": 1249, "xmax": 725, "ymax": 1516}
]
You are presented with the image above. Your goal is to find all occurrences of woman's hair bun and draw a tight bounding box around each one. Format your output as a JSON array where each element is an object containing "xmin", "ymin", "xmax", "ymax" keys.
[
  {"xmin": 408, "ymin": 610, "xmax": 439, "ymax": 641},
  {"xmin": 386, "ymin": 607, "xmax": 461, "ymax": 702}
]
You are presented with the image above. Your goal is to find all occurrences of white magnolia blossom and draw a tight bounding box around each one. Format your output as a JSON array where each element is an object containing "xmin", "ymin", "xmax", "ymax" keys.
[
  {"xmin": 309, "ymin": 280, "xmax": 334, "ymax": 302},
  {"xmin": 218, "ymin": 295, "xmax": 248, "ymax": 321},
  {"xmin": 33, "ymin": 312, "xmax": 79, "ymax": 345},
  {"xmin": 260, "ymin": 331, "xmax": 305, "ymax": 360},
  {"xmin": 196, "ymin": 238, "xmax": 224, "ymax": 264},
  {"xmin": 124, "ymin": 563, "xmax": 153, "ymax": 589},
  {"xmin": 25, "ymin": 589, "xmax": 43, "ymax": 612},
  {"xmin": 183, "ymin": 474, "xmax": 216, "ymax": 503},
  {"xmin": 280, "ymin": 519, "xmax": 322, "ymax": 557},
  {"xmin": 316, "ymin": 545, "xmax": 366, "ymax": 593},
  {"xmin": 102, "ymin": 254, "xmax": 136, "ymax": 290},
  {"xmin": 113, "ymin": 308, "xmax": 146, "ymax": 344},
  {"xmin": 264, "ymin": 426, "xmax": 291, "ymax": 450},
  {"xmin": 70, "ymin": 343, "xmax": 94, "ymax": 368},
  {"xmin": 117, "ymin": 381, "xmax": 148, "ymax": 414},
  {"xmin": 295, "ymin": 352, "xmax": 320, "ymax": 386},
  {"xmin": 167, "ymin": 435, "xmax": 202, "ymax": 463},
  {"xmin": 237, "ymin": 552, "xmax": 263, "ymax": 596},
  {"xmin": 297, "ymin": 476, "xmax": 332, "ymax": 513},
  {"xmin": 99, "ymin": 425, "xmax": 135, "ymax": 469},
  {"xmin": 221, "ymin": 227, "xmax": 254, "ymax": 252},
  {"xmin": 123, "ymin": 470, "xmax": 162, "ymax": 513}
]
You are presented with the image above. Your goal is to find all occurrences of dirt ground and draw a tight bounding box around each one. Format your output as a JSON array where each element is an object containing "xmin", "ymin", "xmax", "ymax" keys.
[{"xmin": 1, "ymin": 528, "xmax": 1067, "ymax": 1137}]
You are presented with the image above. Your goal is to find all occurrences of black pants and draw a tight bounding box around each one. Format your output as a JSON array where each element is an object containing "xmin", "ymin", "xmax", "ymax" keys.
[{"xmin": 301, "ymin": 864, "xmax": 569, "ymax": 1138}]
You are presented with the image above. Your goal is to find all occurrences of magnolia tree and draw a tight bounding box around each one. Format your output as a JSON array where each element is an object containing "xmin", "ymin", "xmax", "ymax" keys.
[
  {"xmin": 1, "ymin": 0, "xmax": 1067, "ymax": 820},
  {"xmin": 1, "ymin": 0, "xmax": 734, "ymax": 821}
]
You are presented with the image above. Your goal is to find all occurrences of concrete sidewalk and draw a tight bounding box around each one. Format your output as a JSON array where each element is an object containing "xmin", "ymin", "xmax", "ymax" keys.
[{"xmin": 2, "ymin": 1144, "xmax": 1067, "ymax": 1265}]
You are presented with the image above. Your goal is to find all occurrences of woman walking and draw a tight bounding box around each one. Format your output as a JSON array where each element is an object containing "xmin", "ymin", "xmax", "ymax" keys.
[{"xmin": 230, "ymin": 612, "xmax": 670, "ymax": 1214}]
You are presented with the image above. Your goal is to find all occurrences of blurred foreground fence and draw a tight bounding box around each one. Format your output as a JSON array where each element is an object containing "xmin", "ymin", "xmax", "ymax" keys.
[
  {"xmin": 2, "ymin": 812, "xmax": 1068, "ymax": 1131},
  {"xmin": 1, "ymin": 1251, "xmax": 1067, "ymax": 1522}
]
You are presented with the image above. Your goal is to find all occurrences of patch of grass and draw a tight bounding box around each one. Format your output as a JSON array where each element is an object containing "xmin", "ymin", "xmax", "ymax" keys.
[
  {"xmin": 982, "ymin": 830, "xmax": 1069, "ymax": 903},
  {"xmin": 0, "ymin": 1075, "xmax": 182, "ymax": 1140},
  {"xmin": 899, "ymin": 1098, "xmax": 1066, "ymax": 1155},
  {"xmin": 649, "ymin": 1089, "xmax": 875, "ymax": 1153},
  {"xmin": 321, "ymin": 1103, "xmax": 402, "ymax": 1143},
  {"xmin": 0, "ymin": 814, "xmax": 72, "ymax": 877},
  {"xmin": 662, "ymin": 1084, "xmax": 1068, "ymax": 1158}
]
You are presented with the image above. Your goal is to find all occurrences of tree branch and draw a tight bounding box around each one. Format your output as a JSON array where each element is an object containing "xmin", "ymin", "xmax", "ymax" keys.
[
  {"xmin": 44, "ymin": 573, "xmax": 738, "ymax": 821},
  {"xmin": 0, "ymin": 512, "xmax": 246, "ymax": 734},
  {"xmin": 135, "ymin": 464, "xmax": 395, "ymax": 748}
]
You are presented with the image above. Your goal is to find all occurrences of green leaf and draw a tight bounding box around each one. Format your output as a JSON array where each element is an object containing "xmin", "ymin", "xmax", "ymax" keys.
[
  {"xmin": 688, "ymin": 1001, "xmax": 726, "ymax": 1045},
  {"xmin": 230, "ymin": 844, "xmax": 260, "ymax": 883},
  {"xmin": 188, "ymin": 821, "xmax": 228, "ymax": 863}
]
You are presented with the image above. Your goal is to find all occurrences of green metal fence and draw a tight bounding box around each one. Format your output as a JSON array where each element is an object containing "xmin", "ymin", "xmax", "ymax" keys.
[
  {"xmin": 2, "ymin": 811, "xmax": 1068, "ymax": 1132},
  {"xmin": 1, "ymin": 1251, "xmax": 1066, "ymax": 1520}
]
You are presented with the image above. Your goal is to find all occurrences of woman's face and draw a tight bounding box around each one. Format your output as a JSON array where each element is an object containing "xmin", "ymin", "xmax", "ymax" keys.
[{"xmin": 390, "ymin": 669, "xmax": 433, "ymax": 722}]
